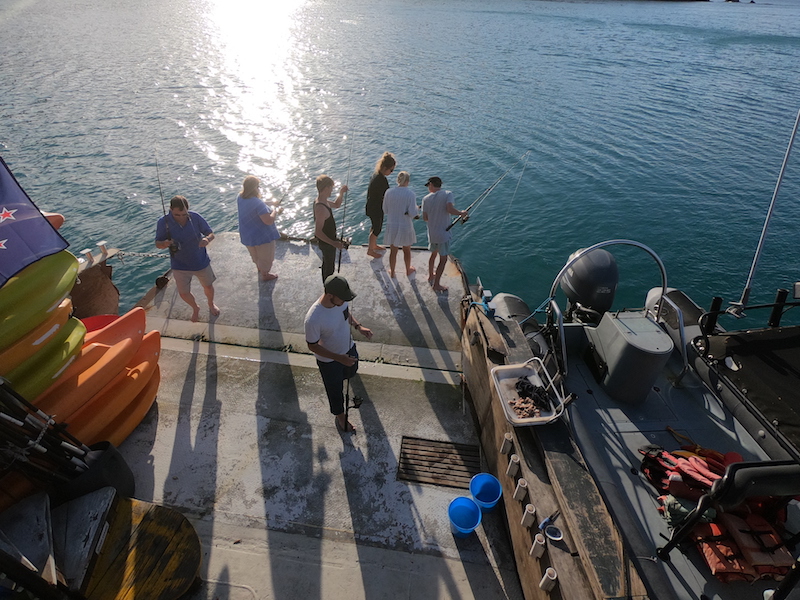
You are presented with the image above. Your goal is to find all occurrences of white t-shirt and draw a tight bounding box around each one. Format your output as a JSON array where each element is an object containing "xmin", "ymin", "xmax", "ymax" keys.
[{"xmin": 304, "ymin": 299, "xmax": 353, "ymax": 362}]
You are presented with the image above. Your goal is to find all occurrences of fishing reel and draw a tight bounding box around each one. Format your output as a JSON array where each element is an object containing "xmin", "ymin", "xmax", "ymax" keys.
[
  {"xmin": 168, "ymin": 239, "xmax": 181, "ymax": 255},
  {"xmin": 341, "ymin": 237, "xmax": 351, "ymax": 250}
]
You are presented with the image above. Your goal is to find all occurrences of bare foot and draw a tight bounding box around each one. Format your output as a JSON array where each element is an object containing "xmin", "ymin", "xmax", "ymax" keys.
[
  {"xmin": 191, "ymin": 307, "xmax": 200, "ymax": 323},
  {"xmin": 433, "ymin": 284, "xmax": 449, "ymax": 292},
  {"xmin": 367, "ymin": 249, "xmax": 383, "ymax": 258},
  {"xmin": 376, "ymin": 245, "xmax": 386, "ymax": 251},
  {"xmin": 407, "ymin": 266, "xmax": 416, "ymax": 276},
  {"xmin": 389, "ymin": 271, "xmax": 396, "ymax": 279},
  {"xmin": 336, "ymin": 417, "xmax": 356, "ymax": 433},
  {"xmin": 209, "ymin": 303, "xmax": 221, "ymax": 316},
  {"xmin": 261, "ymin": 273, "xmax": 278, "ymax": 281}
]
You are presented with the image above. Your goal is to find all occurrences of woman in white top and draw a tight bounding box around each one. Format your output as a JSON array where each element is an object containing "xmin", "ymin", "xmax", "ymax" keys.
[{"xmin": 382, "ymin": 171, "xmax": 418, "ymax": 278}]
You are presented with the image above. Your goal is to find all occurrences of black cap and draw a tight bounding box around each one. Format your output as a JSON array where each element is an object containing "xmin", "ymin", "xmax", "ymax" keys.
[
  {"xmin": 324, "ymin": 274, "xmax": 356, "ymax": 301},
  {"xmin": 425, "ymin": 177, "xmax": 442, "ymax": 187}
]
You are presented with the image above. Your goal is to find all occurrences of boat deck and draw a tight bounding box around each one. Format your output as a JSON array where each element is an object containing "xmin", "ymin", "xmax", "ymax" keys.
[
  {"xmin": 119, "ymin": 235, "xmax": 523, "ymax": 600},
  {"xmin": 563, "ymin": 322, "xmax": 800, "ymax": 600}
]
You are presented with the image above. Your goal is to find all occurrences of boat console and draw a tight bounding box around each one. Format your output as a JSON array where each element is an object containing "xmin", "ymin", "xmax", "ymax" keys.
[{"xmin": 584, "ymin": 311, "xmax": 674, "ymax": 403}]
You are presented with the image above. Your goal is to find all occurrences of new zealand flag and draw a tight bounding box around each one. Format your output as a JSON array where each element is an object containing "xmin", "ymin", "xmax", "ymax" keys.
[{"xmin": 0, "ymin": 155, "xmax": 69, "ymax": 288}]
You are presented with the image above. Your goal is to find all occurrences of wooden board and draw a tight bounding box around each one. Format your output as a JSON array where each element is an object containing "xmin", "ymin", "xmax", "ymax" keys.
[
  {"xmin": 0, "ymin": 492, "xmax": 57, "ymax": 585},
  {"xmin": 51, "ymin": 487, "xmax": 117, "ymax": 592},
  {"xmin": 462, "ymin": 299, "xmax": 648, "ymax": 599},
  {"xmin": 82, "ymin": 496, "xmax": 201, "ymax": 600}
]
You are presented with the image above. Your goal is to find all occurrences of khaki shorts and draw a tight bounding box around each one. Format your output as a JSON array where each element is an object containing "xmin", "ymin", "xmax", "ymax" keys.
[
  {"xmin": 173, "ymin": 265, "xmax": 216, "ymax": 295},
  {"xmin": 246, "ymin": 241, "xmax": 276, "ymax": 273}
]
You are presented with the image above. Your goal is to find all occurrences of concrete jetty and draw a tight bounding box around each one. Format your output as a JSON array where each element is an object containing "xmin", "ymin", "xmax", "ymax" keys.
[{"xmin": 120, "ymin": 234, "xmax": 523, "ymax": 600}]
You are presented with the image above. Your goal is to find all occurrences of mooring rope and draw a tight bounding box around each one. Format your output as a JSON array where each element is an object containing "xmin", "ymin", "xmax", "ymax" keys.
[{"xmin": 116, "ymin": 250, "xmax": 171, "ymax": 259}]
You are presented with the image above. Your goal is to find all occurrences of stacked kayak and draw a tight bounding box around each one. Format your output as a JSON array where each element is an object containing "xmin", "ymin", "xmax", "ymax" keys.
[{"xmin": 0, "ymin": 250, "xmax": 161, "ymax": 509}]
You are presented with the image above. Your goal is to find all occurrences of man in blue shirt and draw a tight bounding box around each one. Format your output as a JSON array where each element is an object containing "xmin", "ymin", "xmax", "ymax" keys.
[{"xmin": 155, "ymin": 195, "xmax": 220, "ymax": 322}]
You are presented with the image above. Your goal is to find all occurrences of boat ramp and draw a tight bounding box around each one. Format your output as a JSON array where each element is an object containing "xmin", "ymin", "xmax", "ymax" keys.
[{"xmin": 122, "ymin": 234, "xmax": 524, "ymax": 600}]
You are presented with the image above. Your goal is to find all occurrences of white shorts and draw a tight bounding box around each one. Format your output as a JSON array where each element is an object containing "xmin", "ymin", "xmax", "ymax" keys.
[{"xmin": 429, "ymin": 241, "xmax": 450, "ymax": 256}]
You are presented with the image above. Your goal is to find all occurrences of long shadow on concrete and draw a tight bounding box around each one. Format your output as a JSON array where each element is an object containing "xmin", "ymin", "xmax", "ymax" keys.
[{"xmin": 257, "ymin": 277, "xmax": 328, "ymax": 599}]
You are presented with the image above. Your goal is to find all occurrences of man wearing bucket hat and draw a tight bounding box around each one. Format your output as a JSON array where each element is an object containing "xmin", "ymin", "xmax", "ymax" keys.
[{"xmin": 304, "ymin": 274, "xmax": 373, "ymax": 433}]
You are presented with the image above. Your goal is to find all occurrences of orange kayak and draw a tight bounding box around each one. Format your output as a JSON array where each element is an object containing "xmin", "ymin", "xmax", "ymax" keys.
[
  {"xmin": 93, "ymin": 365, "xmax": 161, "ymax": 447},
  {"xmin": 62, "ymin": 330, "xmax": 160, "ymax": 445},
  {"xmin": 84, "ymin": 306, "xmax": 145, "ymax": 345},
  {"xmin": 0, "ymin": 298, "xmax": 72, "ymax": 374},
  {"xmin": 34, "ymin": 307, "xmax": 148, "ymax": 418}
]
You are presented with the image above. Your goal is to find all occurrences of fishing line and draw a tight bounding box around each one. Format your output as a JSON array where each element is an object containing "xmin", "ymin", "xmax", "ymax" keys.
[
  {"xmin": 446, "ymin": 150, "xmax": 531, "ymax": 231},
  {"xmin": 338, "ymin": 130, "xmax": 355, "ymax": 273},
  {"xmin": 499, "ymin": 151, "xmax": 531, "ymax": 231}
]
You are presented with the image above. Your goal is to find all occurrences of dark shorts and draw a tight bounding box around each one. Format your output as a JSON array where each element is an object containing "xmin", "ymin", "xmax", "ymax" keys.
[
  {"xmin": 319, "ymin": 241, "xmax": 336, "ymax": 282},
  {"xmin": 316, "ymin": 345, "xmax": 358, "ymax": 415},
  {"xmin": 367, "ymin": 209, "xmax": 384, "ymax": 236}
]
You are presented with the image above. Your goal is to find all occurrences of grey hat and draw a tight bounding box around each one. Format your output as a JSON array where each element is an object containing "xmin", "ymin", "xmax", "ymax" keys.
[
  {"xmin": 324, "ymin": 274, "xmax": 356, "ymax": 301},
  {"xmin": 425, "ymin": 176, "xmax": 442, "ymax": 187}
]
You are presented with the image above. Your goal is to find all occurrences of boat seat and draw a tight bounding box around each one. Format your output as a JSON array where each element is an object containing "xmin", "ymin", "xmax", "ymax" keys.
[{"xmin": 657, "ymin": 459, "xmax": 800, "ymax": 560}]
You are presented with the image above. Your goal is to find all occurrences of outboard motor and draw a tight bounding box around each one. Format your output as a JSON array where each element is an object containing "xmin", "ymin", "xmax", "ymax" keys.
[{"xmin": 560, "ymin": 248, "xmax": 619, "ymax": 324}]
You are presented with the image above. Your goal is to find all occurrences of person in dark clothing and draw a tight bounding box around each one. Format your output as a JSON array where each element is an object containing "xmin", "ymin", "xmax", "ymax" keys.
[
  {"xmin": 313, "ymin": 174, "xmax": 348, "ymax": 282},
  {"xmin": 365, "ymin": 152, "xmax": 396, "ymax": 258}
]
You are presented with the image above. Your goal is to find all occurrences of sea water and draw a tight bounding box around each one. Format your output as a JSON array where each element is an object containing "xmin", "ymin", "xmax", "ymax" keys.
[{"xmin": 2, "ymin": 0, "xmax": 800, "ymax": 321}]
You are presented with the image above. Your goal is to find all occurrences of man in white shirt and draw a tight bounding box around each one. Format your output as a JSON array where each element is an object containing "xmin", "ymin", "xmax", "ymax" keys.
[
  {"xmin": 304, "ymin": 275, "xmax": 373, "ymax": 433},
  {"xmin": 422, "ymin": 177, "xmax": 467, "ymax": 292}
]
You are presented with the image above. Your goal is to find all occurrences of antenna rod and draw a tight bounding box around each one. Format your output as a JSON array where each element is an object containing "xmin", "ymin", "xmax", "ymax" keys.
[{"xmin": 735, "ymin": 108, "xmax": 800, "ymax": 311}]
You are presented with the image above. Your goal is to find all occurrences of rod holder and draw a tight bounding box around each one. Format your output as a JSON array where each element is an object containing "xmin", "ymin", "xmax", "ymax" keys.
[
  {"xmin": 513, "ymin": 478, "xmax": 528, "ymax": 501},
  {"xmin": 506, "ymin": 454, "xmax": 520, "ymax": 477},
  {"xmin": 539, "ymin": 567, "xmax": 558, "ymax": 592},
  {"xmin": 500, "ymin": 432, "xmax": 513, "ymax": 455},
  {"xmin": 521, "ymin": 503, "xmax": 537, "ymax": 528},
  {"xmin": 529, "ymin": 533, "xmax": 546, "ymax": 558}
]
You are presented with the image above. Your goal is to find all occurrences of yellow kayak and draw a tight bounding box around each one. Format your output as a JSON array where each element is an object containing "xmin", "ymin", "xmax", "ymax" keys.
[
  {"xmin": 0, "ymin": 298, "xmax": 72, "ymax": 373},
  {"xmin": 0, "ymin": 251, "xmax": 79, "ymax": 350},
  {"xmin": 3, "ymin": 317, "xmax": 86, "ymax": 401}
]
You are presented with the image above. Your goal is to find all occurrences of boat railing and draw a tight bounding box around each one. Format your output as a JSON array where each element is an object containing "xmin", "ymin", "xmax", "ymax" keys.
[
  {"xmin": 648, "ymin": 293, "xmax": 690, "ymax": 384},
  {"xmin": 547, "ymin": 298, "xmax": 569, "ymax": 377},
  {"xmin": 545, "ymin": 239, "xmax": 669, "ymax": 378}
]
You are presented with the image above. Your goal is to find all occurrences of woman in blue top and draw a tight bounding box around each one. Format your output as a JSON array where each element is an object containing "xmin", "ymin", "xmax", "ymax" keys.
[{"xmin": 237, "ymin": 176, "xmax": 282, "ymax": 282}]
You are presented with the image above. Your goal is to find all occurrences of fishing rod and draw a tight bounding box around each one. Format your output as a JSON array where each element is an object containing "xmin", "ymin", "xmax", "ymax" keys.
[
  {"xmin": 338, "ymin": 131, "xmax": 355, "ymax": 273},
  {"xmin": 446, "ymin": 150, "xmax": 531, "ymax": 231},
  {"xmin": 732, "ymin": 107, "xmax": 800, "ymax": 314},
  {"xmin": 155, "ymin": 147, "xmax": 175, "ymax": 254}
]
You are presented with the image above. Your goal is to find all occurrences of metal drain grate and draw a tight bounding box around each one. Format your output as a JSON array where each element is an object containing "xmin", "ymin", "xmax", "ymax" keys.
[{"xmin": 397, "ymin": 436, "xmax": 481, "ymax": 489}]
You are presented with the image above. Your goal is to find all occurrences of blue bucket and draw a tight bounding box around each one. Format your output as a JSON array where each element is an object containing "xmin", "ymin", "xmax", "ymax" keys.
[
  {"xmin": 448, "ymin": 497, "xmax": 482, "ymax": 537},
  {"xmin": 470, "ymin": 473, "xmax": 502, "ymax": 512}
]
